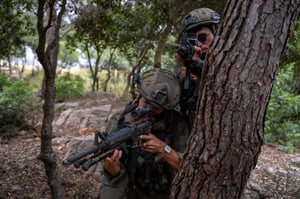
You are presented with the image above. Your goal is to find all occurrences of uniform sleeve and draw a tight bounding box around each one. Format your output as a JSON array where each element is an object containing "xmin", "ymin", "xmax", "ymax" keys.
[
  {"xmin": 105, "ymin": 112, "xmax": 122, "ymax": 134},
  {"xmin": 101, "ymin": 164, "xmax": 128, "ymax": 187},
  {"xmin": 100, "ymin": 112, "xmax": 128, "ymax": 187}
]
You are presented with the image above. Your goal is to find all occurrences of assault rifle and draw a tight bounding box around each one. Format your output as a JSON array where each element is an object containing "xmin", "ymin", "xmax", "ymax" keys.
[
  {"xmin": 62, "ymin": 105, "xmax": 159, "ymax": 171},
  {"xmin": 176, "ymin": 32, "xmax": 203, "ymax": 96}
]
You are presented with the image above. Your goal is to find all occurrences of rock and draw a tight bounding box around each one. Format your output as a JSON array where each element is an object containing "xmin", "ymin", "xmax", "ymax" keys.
[
  {"xmin": 27, "ymin": 155, "xmax": 37, "ymax": 161},
  {"xmin": 11, "ymin": 185, "xmax": 22, "ymax": 192},
  {"xmin": 58, "ymin": 105, "xmax": 113, "ymax": 131},
  {"xmin": 52, "ymin": 137, "xmax": 68, "ymax": 145},
  {"xmin": 242, "ymin": 182, "xmax": 270, "ymax": 199},
  {"xmin": 53, "ymin": 127, "xmax": 65, "ymax": 137},
  {"xmin": 265, "ymin": 167, "xmax": 276, "ymax": 175},
  {"xmin": 55, "ymin": 102, "xmax": 80, "ymax": 112},
  {"xmin": 292, "ymin": 157, "xmax": 300, "ymax": 167},
  {"xmin": 64, "ymin": 102, "xmax": 80, "ymax": 107},
  {"xmin": 64, "ymin": 135, "xmax": 94, "ymax": 160},
  {"xmin": 55, "ymin": 108, "xmax": 73, "ymax": 125},
  {"xmin": 19, "ymin": 130, "xmax": 27, "ymax": 136},
  {"xmin": 64, "ymin": 135, "xmax": 104, "ymax": 182},
  {"xmin": 17, "ymin": 162, "xmax": 26, "ymax": 170}
]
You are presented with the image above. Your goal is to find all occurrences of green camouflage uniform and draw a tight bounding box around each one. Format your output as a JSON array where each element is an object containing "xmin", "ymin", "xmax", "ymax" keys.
[
  {"xmin": 99, "ymin": 100, "xmax": 190, "ymax": 199},
  {"xmin": 179, "ymin": 8, "xmax": 220, "ymax": 129}
]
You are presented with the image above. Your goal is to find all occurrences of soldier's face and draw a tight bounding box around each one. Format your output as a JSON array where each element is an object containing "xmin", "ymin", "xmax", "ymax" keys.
[{"xmin": 195, "ymin": 27, "xmax": 214, "ymax": 54}]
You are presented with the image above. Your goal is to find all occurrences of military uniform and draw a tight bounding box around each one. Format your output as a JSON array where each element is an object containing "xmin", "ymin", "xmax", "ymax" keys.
[
  {"xmin": 178, "ymin": 64, "xmax": 201, "ymax": 129},
  {"xmin": 99, "ymin": 100, "xmax": 190, "ymax": 199},
  {"xmin": 178, "ymin": 8, "xmax": 220, "ymax": 129}
]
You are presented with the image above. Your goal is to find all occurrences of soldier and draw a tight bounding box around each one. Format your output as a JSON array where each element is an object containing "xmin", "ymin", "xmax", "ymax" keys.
[
  {"xmin": 99, "ymin": 68, "xmax": 190, "ymax": 199},
  {"xmin": 177, "ymin": 8, "xmax": 220, "ymax": 129}
]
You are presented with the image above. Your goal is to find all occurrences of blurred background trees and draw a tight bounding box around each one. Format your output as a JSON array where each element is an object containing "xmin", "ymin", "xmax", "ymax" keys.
[{"xmin": 0, "ymin": 0, "xmax": 299, "ymax": 151}]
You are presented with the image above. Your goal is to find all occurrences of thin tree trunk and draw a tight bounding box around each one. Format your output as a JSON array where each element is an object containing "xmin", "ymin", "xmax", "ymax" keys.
[
  {"xmin": 104, "ymin": 48, "xmax": 116, "ymax": 92},
  {"xmin": 153, "ymin": 23, "xmax": 172, "ymax": 68},
  {"xmin": 36, "ymin": 0, "xmax": 67, "ymax": 198},
  {"xmin": 7, "ymin": 51, "xmax": 12, "ymax": 76},
  {"xmin": 86, "ymin": 42, "xmax": 97, "ymax": 91}
]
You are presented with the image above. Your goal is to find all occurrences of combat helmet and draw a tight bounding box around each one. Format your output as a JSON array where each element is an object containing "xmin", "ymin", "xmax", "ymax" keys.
[
  {"xmin": 139, "ymin": 68, "xmax": 180, "ymax": 110},
  {"xmin": 181, "ymin": 8, "xmax": 220, "ymax": 33}
]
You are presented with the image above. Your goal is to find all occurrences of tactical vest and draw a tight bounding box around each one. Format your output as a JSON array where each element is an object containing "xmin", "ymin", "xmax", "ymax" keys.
[
  {"xmin": 179, "ymin": 59, "xmax": 204, "ymax": 129},
  {"xmin": 106, "ymin": 100, "xmax": 189, "ymax": 195}
]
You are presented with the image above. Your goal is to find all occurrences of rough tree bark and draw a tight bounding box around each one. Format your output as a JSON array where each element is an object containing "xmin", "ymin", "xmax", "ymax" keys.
[
  {"xmin": 171, "ymin": 1, "xmax": 300, "ymax": 198},
  {"xmin": 35, "ymin": 0, "xmax": 67, "ymax": 198}
]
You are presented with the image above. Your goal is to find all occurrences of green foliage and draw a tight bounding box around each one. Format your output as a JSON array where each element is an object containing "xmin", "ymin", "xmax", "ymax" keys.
[
  {"xmin": 107, "ymin": 78, "xmax": 127, "ymax": 99},
  {"xmin": 0, "ymin": 72, "xmax": 12, "ymax": 90},
  {"xmin": 0, "ymin": 0, "xmax": 34, "ymax": 59},
  {"xmin": 55, "ymin": 73, "xmax": 85, "ymax": 102},
  {"xmin": 58, "ymin": 34, "xmax": 79, "ymax": 67},
  {"xmin": 24, "ymin": 70, "xmax": 44, "ymax": 91},
  {"xmin": 265, "ymin": 63, "xmax": 300, "ymax": 152},
  {"xmin": 0, "ymin": 73, "xmax": 33, "ymax": 137},
  {"xmin": 282, "ymin": 20, "xmax": 300, "ymax": 65}
]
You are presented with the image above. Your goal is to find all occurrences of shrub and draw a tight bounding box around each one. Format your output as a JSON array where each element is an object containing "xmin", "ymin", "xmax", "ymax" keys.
[
  {"xmin": 265, "ymin": 63, "xmax": 300, "ymax": 152},
  {"xmin": 0, "ymin": 72, "xmax": 12, "ymax": 90},
  {"xmin": 0, "ymin": 73, "xmax": 34, "ymax": 138},
  {"xmin": 55, "ymin": 72, "xmax": 85, "ymax": 102}
]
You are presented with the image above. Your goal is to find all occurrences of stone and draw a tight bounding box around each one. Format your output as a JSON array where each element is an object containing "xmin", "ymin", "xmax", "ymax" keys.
[
  {"xmin": 292, "ymin": 157, "xmax": 300, "ymax": 167},
  {"xmin": 55, "ymin": 109, "xmax": 73, "ymax": 125}
]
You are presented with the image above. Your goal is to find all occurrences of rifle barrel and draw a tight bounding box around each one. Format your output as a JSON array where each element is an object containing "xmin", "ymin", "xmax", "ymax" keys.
[
  {"xmin": 62, "ymin": 145, "xmax": 100, "ymax": 166},
  {"xmin": 81, "ymin": 147, "xmax": 117, "ymax": 171}
]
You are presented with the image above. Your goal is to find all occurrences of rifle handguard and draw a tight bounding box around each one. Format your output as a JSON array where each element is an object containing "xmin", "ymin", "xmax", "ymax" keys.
[
  {"xmin": 62, "ymin": 145, "xmax": 99, "ymax": 166},
  {"xmin": 62, "ymin": 113, "xmax": 158, "ymax": 171}
]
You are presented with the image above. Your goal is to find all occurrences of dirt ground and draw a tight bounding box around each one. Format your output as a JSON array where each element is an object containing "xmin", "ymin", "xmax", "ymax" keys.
[{"xmin": 0, "ymin": 94, "xmax": 299, "ymax": 199}]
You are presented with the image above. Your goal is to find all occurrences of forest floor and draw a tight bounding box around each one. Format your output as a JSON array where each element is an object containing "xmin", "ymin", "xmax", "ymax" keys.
[{"xmin": 0, "ymin": 93, "xmax": 300, "ymax": 199}]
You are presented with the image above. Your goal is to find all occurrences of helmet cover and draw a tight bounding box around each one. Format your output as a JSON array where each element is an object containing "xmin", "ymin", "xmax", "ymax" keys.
[
  {"xmin": 182, "ymin": 8, "xmax": 220, "ymax": 33},
  {"xmin": 139, "ymin": 68, "xmax": 180, "ymax": 110}
]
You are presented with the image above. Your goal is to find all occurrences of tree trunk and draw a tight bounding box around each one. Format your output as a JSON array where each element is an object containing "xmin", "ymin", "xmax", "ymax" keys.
[
  {"xmin": 171, "ymin": 1, "xmax": 300, "ymax": 198},
  {"xmin": 104, "ymin": 48, "xmax": 116, "ymax": 92},
  {"xmin": 86, "ymin": 42, "xmax": 96, "ymax": 91},
  {"xmin": 7, "ymin": 50, "xmax": 12, "ymax": 76},
  {"xmin": 122, "ymin": 47, "xmax": 149, "ymax": 99},
  {"xmin": 36, "ymin": 0, "xmax": 66, "ymax": 198},
  {"xmin": 152, "ymin": 1, "xmax": 201, "ymax": 69},
  {"xmin": 129, "ymin": 48, "xmax": 149, "ymax": 99},
  {"xmin": 153, "ymin": 23, "xmax": 172, "ymax": 68},
  {"xmin": 86, "ymin": 42, "xmax": 102, "ymax": 91}
]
